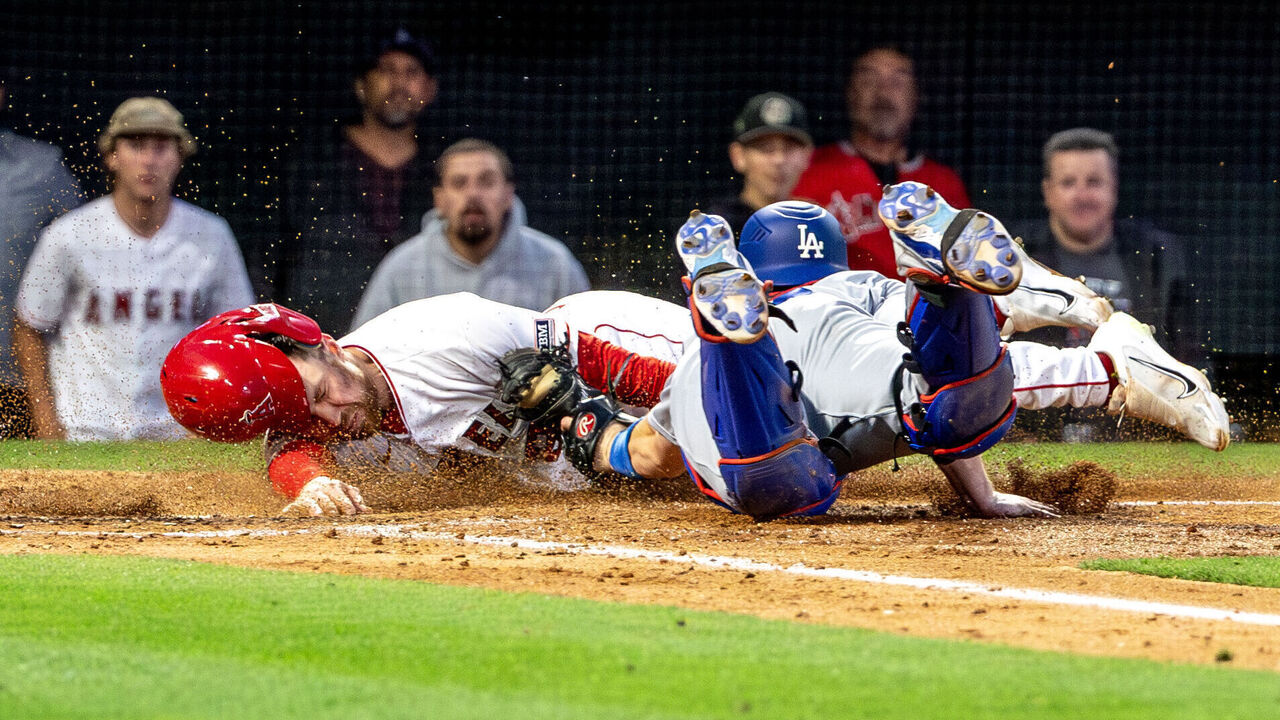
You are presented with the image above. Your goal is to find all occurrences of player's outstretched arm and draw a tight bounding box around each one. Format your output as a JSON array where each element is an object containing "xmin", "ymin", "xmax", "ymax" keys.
[
  {"xmin": 612, "ymin": 417, "xmax": 685, "ymax": 479},
  {"xmin": 560, "ymin": 413, "xmax": 685, "ymax": 480},
  {"xmin": 934, "ymin": 455, "xmax": 1059, "ymax": 518}
]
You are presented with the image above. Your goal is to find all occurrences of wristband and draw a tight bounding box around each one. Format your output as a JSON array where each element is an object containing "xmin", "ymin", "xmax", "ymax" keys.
[{"xmin": 607, "ymin": 421, "xmax": 640, "ymax": 478}]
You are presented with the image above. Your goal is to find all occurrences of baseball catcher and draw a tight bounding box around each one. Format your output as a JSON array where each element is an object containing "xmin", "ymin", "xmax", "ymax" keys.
[{"xmin": 572, "ymin": 190, "xmax": 1228, "ymax": 520}]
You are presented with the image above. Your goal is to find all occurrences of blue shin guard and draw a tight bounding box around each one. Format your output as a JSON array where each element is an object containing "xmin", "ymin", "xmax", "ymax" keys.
[
  {"xmin": 721, "ymin": 439, "xmax": 842, "ymax": 520},
  {"xmin": 900, "ymin": 286, "xmax": 1017, "ymax": 460},
  {"xmin": 698, "ymin": 335, "xmax": 840, "ymax": 520}
]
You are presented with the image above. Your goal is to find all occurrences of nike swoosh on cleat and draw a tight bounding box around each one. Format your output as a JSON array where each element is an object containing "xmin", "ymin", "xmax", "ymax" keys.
[
  {"xmin": 1019, "ymin": 285, "xmax": 1077, "ymax": 314},
  {"xmin": 1130, "ymin": 356, "xmax": 1198, "ymax": 399}
]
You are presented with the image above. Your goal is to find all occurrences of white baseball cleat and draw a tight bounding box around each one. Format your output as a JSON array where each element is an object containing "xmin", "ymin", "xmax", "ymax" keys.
[
  {"xmin": 676, "ymin": 210, "xmax": 768, "ymax": 343},
  {"xmin": 879, "ymin": 181, "xmax": 1113, "ymax": 334},
  {"xmin": 1088, "ymin": 312, "xmax": 1230, "ymax": 451},
  {"xmin": 992, "ymin": 277, "xmax": 1114, "ymax": 337}
]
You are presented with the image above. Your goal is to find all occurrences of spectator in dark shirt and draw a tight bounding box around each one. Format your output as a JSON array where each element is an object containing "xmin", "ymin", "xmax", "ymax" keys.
[
  {"xmin": 1013, "ymin": 127, "xmax": 1199, "ymax": 442},
  {"xmin": 706, "ymin": 92, "xmax": 814, "ymax": 234},
  {"xmin": 268, "ymin": 28, "xmax": 440, "ymax": 334},
  {"xmin": 1016, "ymin": 128, "xmax": 1196, "ymax": 360}
]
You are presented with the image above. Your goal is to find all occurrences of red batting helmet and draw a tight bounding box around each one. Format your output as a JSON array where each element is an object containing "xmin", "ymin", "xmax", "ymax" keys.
[{"xmin": 160, "ymin": 304, "xmax": 324, "ymax": 442}]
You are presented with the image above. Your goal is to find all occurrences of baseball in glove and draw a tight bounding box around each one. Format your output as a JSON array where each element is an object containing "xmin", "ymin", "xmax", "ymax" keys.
[{"xmin": 496, "ymin": 346, "xmax": 588, "ymax": 425}]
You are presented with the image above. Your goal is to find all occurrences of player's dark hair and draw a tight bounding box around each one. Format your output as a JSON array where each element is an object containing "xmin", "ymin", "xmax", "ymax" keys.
[
  {"xmin": 849, "ymin": 44, "xmax": 915, "ymax": 79},
  {"xmin": 434, "ymin": 138, "xmax": 514, "ymax": 186},
  {"xmin": 1042, "ymin": 127, "xmax": 1119, "ymax": 178},
  {"xmin": 260, "ymin": 333, "xmax": 321, "ymax": 359}
]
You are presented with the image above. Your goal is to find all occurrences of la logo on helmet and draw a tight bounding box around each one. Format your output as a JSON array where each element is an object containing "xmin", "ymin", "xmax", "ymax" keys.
[{"xmin": 796, "ymin": 223, "xmax": 824, "ymax": 258}]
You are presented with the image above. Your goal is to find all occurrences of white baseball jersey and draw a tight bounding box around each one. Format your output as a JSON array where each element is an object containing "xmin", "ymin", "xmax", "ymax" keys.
[
  {"xmin": 335, "ymin": 291, "xmax": 690, "ymax": 489},
  {"xmin": 17, "ymin": 196, "xmax": 255, "ymax": 440},
  {"xmin": 648, "ymin": 271, "xmax": 1110, "ymax": 498}
]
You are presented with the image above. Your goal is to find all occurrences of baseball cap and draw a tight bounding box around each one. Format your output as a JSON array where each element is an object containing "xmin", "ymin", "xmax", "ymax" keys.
[
  {"xmin": 732, "ymin": 92, "xmax": 812, "ymax": 146},
  {"xmin": 98, "ymin": 96, "xmax": 197, "ymax": 157},
  {"xmin": 360, "ymin": 28, "xmax": 437, "ymax": 76}
]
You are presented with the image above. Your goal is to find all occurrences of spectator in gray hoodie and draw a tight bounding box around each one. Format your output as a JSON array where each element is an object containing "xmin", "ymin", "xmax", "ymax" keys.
[{"xmin": 354, "ymin": 138, "xmax": 588, "ymax": 325}]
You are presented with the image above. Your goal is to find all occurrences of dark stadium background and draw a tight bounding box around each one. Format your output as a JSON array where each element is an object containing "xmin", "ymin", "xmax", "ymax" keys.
[{"xmin": 4, "ymin": 1, "xmax": 1277, "ymax": 425}]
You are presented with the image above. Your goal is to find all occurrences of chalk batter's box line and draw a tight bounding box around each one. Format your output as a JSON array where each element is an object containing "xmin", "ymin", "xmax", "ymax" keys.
[{"xmin": 4, "ymin": 521, "xmax": 1280, "ymax": 628}]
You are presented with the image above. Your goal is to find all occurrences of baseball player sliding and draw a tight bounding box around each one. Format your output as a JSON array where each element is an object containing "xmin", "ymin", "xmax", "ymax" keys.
[
  {"xmin": 161, "ymin": 291, "xmax": 688, "ymax": 515},
  {"xmin": 160, "ymin": 184, "xmax": 1228, "ymax": 518}
]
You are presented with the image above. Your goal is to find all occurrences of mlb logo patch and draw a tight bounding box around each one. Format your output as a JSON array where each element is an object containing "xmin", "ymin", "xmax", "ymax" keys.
[{"xmin": 535, "ymin": 319, "xmax": 554, "ymax": 350}]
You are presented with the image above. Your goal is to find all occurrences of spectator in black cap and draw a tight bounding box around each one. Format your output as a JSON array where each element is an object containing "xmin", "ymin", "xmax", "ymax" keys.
[
  {"xmin": 259, "ymin": 28, "xmax": 442, "ymax": 334},
  {"xmin": 705, "ymin": 92, "xmax": 814, "ymax": 234}
]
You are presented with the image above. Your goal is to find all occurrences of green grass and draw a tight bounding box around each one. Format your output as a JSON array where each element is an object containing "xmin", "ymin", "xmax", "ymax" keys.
[
  {"xmin": 1081, "ymin": 556, "xmax": 1280, "ymax": 588},
  {"xmin": 986, "ymin": 441, "xmax": 1280, "ymax": 480},
  {"xmin": 0, "ymin": 438, "xmax": 260, "ymax": 472},
  {"xmin": 2, "ymin": 438, "xmax": 1275, "ymax": 480},
  {"xmin": 1, "ymin": 555, "xmax": 1277, "ymax": 720}
]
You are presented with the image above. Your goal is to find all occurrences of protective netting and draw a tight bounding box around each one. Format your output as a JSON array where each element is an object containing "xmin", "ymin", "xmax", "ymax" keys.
[{"xmin": 4, "ymin": 1, "xmax": 1277, "ymax": 416}]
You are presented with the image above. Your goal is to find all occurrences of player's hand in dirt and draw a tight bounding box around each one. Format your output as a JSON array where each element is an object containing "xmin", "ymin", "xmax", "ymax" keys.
[
  {"xmin": 983, "ymin": 491, "xmax": 1061, "ymax": 518},
  {"xmin": 281, "ymin": 476, "xmax": 370, "ymax": 516}
]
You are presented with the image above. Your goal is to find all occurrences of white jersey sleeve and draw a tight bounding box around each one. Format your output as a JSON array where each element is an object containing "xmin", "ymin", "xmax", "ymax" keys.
[
  {"xmin": 544, "ymin": 290, "xmax": 691, "ymax": 366},
  {"xmin": 16, "ymin": 220, "xmax": 74, "ymax": 331}
]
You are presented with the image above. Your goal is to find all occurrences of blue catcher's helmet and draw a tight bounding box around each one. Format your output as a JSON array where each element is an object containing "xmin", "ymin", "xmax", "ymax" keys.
[{"xmin": 738, "ymin": 201, "xmax": 847, "ymax": 288}]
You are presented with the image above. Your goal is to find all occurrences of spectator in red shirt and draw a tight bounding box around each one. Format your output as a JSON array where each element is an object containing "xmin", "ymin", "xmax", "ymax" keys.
[{"xmin": 793, "ymin": 47, "xmax": 969, "ymax": 278}]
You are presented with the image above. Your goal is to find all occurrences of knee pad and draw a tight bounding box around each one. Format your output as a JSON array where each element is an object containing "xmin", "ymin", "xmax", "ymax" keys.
[
  {"xmin": 901, "ymin": 347, "xmax": 1018, "ymax": 460},
  {"xmin": 721, "ymin": 438, "xmax": 841, "ymax": 521},
  {"xmin": 700, "ymin": 335, "xmax": 807, "ymax": 459},
  {"xmin": 906, "ymin": 285, "xmax": 1004, "ymax": 388}
]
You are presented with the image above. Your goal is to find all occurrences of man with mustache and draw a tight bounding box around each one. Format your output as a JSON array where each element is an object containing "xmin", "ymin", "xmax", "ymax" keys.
[
  {"xmin": 793, "ymin": 47, "xmax": 970, "ymax": 279},
  {"xmin": 352, "ymin": 138, "xmax": 588, "ymax": 325},
  {"xmin": 264, "ymin": 28, "xmax": 442, "ymax": 334}
]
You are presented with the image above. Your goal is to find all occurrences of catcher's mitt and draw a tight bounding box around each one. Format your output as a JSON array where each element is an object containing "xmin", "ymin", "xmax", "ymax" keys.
[
  {"xmin": 496, "ymin": 346, "xmax": 587, "ymax": 425},
  {"xmin": 563, "ymin": 393, "xmax": 637, "ymax": 477}
]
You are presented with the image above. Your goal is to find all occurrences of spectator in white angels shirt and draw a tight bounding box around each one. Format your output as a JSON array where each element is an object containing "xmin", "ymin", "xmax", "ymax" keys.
[{"xmin": 15, "ymin": 96, "xmax": 253, "ymax": 440}]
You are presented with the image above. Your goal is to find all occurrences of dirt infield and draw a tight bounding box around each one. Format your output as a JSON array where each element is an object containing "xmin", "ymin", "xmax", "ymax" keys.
[{"xmin": 3, "ymin": 456, "xmax": 1280, "ymax": 672}]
